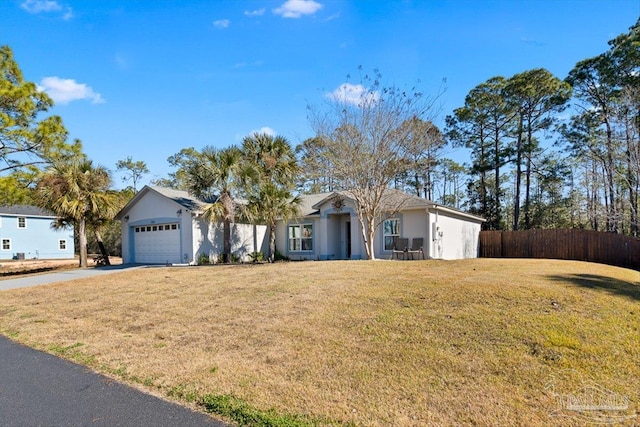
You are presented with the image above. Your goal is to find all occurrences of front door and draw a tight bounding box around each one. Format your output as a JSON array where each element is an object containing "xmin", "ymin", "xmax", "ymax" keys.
[{"xmin": 346, "ymin": 221, "xmax": 351, "ymax": 259}]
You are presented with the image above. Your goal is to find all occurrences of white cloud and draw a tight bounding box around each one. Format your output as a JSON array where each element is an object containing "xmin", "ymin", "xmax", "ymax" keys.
[
  {"xmin": 21, "ymin": 0, "xmax": 73, "ymax": 19},
  {"xmin": 62, "ymin": 6, "xmax": 73, "ymax": 20},
  {"xmin": 323, "ymin": 12, "xmax": 340, "ymax": 22},
  {"xmin": 273, "ymin": 0, "xmax": 322, "ymax": 18},
  {"xmin": 327, "ymin": 83, "xmax": 379, "ymax": 106},
  {"xmin": 213, "ymin": 19, "xmax": 230, "ymax": 29},
  {"xmin": 250, "ymin": 127, "xmax": 276, "ymax": 137},
  {"xmin": 244, "ymin": 8, "xmax": 265, "ymax": 17},
  {"xmin": 233, "ymin": 60, "xmax": 263, "ymax": 69},
  {"xmin": 114, "ymin": 54, "xmax": 128, "ymax": 70},
  {"xmin": 38, "ymin": 77, "xmax": 105, "ymax": 105},
  {"xmin": 21, "ymin": 0, "xmax": 61, "ymax": 13}
]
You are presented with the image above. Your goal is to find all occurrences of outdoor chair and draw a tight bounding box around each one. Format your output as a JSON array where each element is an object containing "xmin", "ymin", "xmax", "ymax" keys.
[
  {"xmin": 392, "ymin": 238, "xmax": 410, "ymax": 260},
  {"xmin": 407, "ymin": 238, "xmax": 425, "ymax": 260}
]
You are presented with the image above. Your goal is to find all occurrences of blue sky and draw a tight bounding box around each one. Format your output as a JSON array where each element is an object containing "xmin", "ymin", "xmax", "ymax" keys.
[{"xmin": 1, "ymin": 0, "xmax": 638, "ymax": 188}]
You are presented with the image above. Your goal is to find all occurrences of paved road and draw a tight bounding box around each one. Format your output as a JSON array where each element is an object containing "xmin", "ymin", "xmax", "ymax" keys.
[
  {"xmin": 0, "ymin": 336, "xmax": 228, "ymax": 427},
  {"xmin": 0, "ymin": 264, "xmax": 146, "ymax": 291}
]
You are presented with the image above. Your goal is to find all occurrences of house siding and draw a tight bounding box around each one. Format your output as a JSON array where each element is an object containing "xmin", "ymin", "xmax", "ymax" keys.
[
  {"xmin": 428, "ymin": 208, "xmax": 482, "ymax": 259},
  {"xmin": 192, "ymin": 218, "xmax": 268, "ymax": 263},
  {"xmin": 120, "ymin": 190, "xmax": 190, "ymax": 263},
  {"xmin": 0, "ymin": 214, "xmax": 74, "ymax": 260},
  {"xmin": 278, "ymin": 217, "xmax": 322, "ymax": 260},
  {"xmin": 119, "ymin": 186, "xmax": 269, "ymax": 264},
  {"xmin": 276, "ymin": 192, "xmax": 484, "ymax": 261}
]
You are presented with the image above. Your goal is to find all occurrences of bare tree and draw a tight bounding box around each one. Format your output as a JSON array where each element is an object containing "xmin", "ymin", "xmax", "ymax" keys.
[{"xmin": 308, "ymin": 69, "xmax": 442, "ymax": 259}]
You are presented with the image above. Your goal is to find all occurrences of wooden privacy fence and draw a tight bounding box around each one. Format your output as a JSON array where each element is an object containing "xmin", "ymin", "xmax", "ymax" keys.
[{"xmin": 479, "ymin": 229, "xmax": 640, "ymax": 271}]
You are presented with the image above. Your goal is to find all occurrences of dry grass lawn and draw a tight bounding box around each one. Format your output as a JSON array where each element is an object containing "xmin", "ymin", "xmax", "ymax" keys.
[{"xmin": 0, "ymin": 259, "xmax": 639, "ymax": 426}]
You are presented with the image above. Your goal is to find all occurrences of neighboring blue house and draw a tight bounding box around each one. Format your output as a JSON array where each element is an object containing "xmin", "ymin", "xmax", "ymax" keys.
[{"xmin": 0, "ymin": 205, "xmax": 75, "ymax": 260}]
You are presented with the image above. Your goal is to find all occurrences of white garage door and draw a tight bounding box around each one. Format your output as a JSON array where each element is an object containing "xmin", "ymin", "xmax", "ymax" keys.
[{"xmin": 133, "ymin": 223, "xmax": 182, "ymax": 264}]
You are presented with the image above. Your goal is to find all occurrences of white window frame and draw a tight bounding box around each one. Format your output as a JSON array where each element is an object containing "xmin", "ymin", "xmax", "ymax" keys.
[
  {"xmin": 17, "ymin": 217, "xmax": 26, "ymax": 229},
  {"xmin": 59, "ymin": 239, "xmax": 67, "ymax": 250},
  {"xmin": 2, "ymin": 238, "xmax": 11, "ymax": 251},
  {"xmin": 383, "ymin": 218, "xmax": 400, "ymax": 251},
  {"xmin": 288, "ymin": 223, "xmax": 313, "ymax": 252}
]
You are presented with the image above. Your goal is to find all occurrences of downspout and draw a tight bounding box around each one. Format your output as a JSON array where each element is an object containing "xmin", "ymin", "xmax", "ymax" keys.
[{"xmin": 432, "ymin": 204, "xmax": 440, "ymax": 259}]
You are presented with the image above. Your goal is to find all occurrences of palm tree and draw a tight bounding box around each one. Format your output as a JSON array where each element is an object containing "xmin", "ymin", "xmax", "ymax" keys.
[
  {"xmin": 36, "ymin": 158, "xmax": 119, "ymax": 267},
  {"xmin": 185, "ymin": 146, "xmax": 244, "ymax": 263},
  {"xmin": 242, "ymin": 182, "xmax": 301, "ymax": 263},
  {"xmin": 242, "ymin": 133, "xmax": 300, "ymax": 262}
]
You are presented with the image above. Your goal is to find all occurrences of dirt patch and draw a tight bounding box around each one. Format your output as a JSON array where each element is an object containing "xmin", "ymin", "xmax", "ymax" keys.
[{"xmin": 0, "ymin": 257, "xmax": 122, "ymax": 278}]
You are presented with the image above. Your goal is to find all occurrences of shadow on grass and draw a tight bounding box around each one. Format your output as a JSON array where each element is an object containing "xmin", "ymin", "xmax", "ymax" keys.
[
  {"xmin": 0, "ymin": 267, "xmax": 56, "ymax": 277},
  {"xmin": 546, "ymin": 274, "xmax": 640, "ymax": 302}
]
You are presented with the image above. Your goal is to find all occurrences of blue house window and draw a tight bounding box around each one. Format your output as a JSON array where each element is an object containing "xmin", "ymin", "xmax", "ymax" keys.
[
  {"xmin": 59, "ymin": 240, "xmax": 67, "ymax": 250},
  {"xmin": 289, "ymin": 224, "xmax": 313, "ymax": 251},
  {"xmin": 2, "ymin": 239, "xmax": 10, "ymax": 250},
  {"xmin": 17, "ymin": 217, "xmax": 26, "ymax": 228}
]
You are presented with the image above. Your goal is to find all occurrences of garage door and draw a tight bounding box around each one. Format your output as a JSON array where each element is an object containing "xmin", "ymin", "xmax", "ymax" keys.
[{"xmin": 133, "ymin": 223, "xmax": 182, "ymax": 264}]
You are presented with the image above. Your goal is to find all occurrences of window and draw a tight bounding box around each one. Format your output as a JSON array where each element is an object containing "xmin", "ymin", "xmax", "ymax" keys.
[
  {"xmin": 59, "ymin": 240, "xmax": 67, "ymax": 250},
  {"xmin": 383, "ymin": 218, "xmax": 400, "ymax": 251},
  {"xmin": 288, "ymin": 224, "xmax": 313, "ymax": 251},
  {"xmin": 2, "ymin": 239, "xmax": 10, "ymax": 250},
  {"xmin": 17, "ymin": 217, "xmax": 26, "ymax": 228}
]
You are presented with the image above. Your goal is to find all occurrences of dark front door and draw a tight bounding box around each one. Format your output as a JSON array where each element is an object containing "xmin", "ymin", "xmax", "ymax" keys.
[{"xmin": 346, "ymin": 221, "xmax": 351, "ymax": 259}]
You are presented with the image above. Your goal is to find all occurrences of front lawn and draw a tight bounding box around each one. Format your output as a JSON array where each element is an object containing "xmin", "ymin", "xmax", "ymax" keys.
[{"xmin": 0, "ymin": 259, "xmax": 638, "ymax": 426}]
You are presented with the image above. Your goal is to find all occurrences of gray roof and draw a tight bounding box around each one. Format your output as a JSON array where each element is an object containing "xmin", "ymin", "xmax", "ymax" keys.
[
  {"xmin": 297, "ymin": 192, "xmax": 334, "ymax": 216},
  {"xmin": 148, "ymin": 186, "xmax": 209, "ymax": 211},
  {"xmin": 116, "ymin": 185, "xmax": 222, "ymax": 219},
  {"xmin": 0, "ymin": 205, "xmax": 56, "ymax": 217},
  {"xmin": 307, "ymin": 189, "xmax": 435, "ymax": 211},
  {"xmin": 298, "ymin": 189, "xmax": 484, "ymax": 222}
]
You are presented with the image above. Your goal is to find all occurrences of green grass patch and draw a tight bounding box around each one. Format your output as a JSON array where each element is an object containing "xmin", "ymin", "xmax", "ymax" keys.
[{"xmin": 199, "ymin": 394, "xmax": 347, "ymax": 427}]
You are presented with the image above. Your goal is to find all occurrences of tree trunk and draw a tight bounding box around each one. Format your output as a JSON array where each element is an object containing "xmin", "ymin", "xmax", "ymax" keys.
[
  {"xmin": 268, "ymin": 222, "xmax": 276, "ymax": 263},
  {"xmin": 357, "ymin": 211, "xmax": 375, "ymax": 260},
  {"xmin": 513, "ymin": 115, "xmax": 523, "ymax": 230},
  {"xmin": 223, "ymin": 218, "xmax": 231, "ymax": 263},
  {"xmin": 94, "ymin": 229, "xmax": 111, "ymax": 265},
  {"xmin": 604, "ymin": 118, "xmax": 617, "ymax": 232},
  {"xmin": 524, "ymin": 153, "xmax": 532, "ymax": 229},
  {"xmin": 78, "ymin": 218, "xmax": 88, "ymax": 268},
  {"xmin": 625, "ymin": 124, "xmax": 638, "ymax": 237},
  {"xmin": 494, "ymin": 126, "xmax": 501, "ymax": 229}
]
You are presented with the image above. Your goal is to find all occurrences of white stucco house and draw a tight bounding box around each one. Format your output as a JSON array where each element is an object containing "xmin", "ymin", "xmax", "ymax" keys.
[
  {"xmin": 275, "ymin": 191, "xmax": 485, "ymax": 260},
  {"xmin": 117, "ymin": 186, "xmax": 483, "ymax": 264},
  {"xmin": 116, "ymin": 186, "xmax": 267, "ymax": 264}
]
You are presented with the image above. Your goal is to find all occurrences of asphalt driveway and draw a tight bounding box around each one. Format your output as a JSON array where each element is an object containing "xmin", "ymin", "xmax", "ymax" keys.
[
  {"xmin": 0, "ymin": 264, "xmax": 146, "ymax": 291},
  {"xmin": 0, "ymin": 336, "xmax": 227, "ymax": 426}
]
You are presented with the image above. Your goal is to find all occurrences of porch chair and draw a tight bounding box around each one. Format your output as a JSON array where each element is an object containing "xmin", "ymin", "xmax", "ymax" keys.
[
  {"xmin": 392, "ymin": 238, "xmax": 410, "ymax": 260},
  {"xmin": 407, "ymin": 238, "xmax": 425, "ymax": 260}
]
